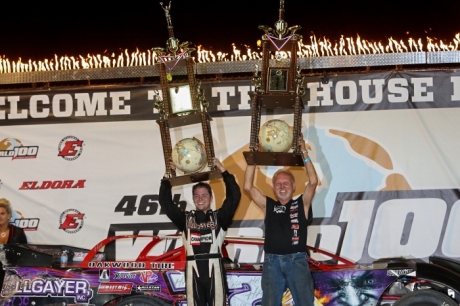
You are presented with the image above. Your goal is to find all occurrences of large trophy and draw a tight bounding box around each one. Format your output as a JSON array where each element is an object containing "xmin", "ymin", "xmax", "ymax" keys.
[
  {"xmin": 154, "ymin": 2, "xmax": 221, "ymax": 186},
  {"xmin": 243, "ymin": 0, "xmax": 306, "ymax": 166}
]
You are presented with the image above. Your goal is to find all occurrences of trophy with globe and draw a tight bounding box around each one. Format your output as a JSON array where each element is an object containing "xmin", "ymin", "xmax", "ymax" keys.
[
  {"xmin": 153, "ymin": 2, "xmax": 221, "ymax": 186},
  {"xmin": 243, "ymin": 0, "xmax": 306, "ymax": 166}
]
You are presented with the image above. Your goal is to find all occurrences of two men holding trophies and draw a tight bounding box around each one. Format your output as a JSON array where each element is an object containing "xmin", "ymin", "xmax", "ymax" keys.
[{"xmin": 156, "ymin": 1, "xmax": 317, "ymax": 305}]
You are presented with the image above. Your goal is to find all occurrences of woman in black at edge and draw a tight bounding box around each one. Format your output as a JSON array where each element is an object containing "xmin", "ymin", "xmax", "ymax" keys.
[{"xmin": 0, "ymin": 198, "xmax": 28, "ymax": 244}]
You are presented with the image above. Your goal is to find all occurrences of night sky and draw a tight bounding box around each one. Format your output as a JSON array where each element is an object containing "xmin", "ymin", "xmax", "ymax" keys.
[{"xmin": 1, "ymin": 0, "xmax": 459, "ymax": 61}]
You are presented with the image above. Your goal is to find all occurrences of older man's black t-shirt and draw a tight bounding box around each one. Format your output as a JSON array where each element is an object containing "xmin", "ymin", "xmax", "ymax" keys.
[{"xmin": 264, "ymin": 195, "xmax": 310, "ymax": 255}]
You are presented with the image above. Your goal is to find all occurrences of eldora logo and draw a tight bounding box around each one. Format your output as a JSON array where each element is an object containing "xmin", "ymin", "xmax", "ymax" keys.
[
  {"xmin": 19, "ymin": 180, "xmax": 86, "ymax": 190},
  {"xmin": 59, "ymin": 209, "xmax": 85, "ymax": 234},
  {"xmin": 58, "ymin": 136, "xmax": 83, "ymax": 161},
  {"xmin": 0, "ymin": 137, "xmax": 39, "ymax": 160}
]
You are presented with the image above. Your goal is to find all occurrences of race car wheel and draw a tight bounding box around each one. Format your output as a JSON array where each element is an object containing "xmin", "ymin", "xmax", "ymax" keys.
[
  {"xmin": 115, "ymin": 295, "xmax": 173, "ymax": 306},
  {"xmin": 393, "ymin": 290, "xmax": 457, "ymax": 306}
]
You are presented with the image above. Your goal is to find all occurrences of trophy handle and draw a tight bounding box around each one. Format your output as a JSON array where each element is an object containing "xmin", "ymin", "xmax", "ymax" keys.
[
  {"xmin": 249, "ymin": 93, "xmax": 261, "ymax": 152},
  {"xmin": 157, "ymin": 119, "xmax": 176, "ymax": 178},
  {"xmin": 292, "ymin": 95, "xmax": 303, "ymax": 153},
  {"xmin": 201, "ymin": 113, "xmax": 215, "ymax": 171}
]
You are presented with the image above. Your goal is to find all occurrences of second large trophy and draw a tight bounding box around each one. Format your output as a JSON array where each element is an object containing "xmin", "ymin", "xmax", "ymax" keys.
[
  {"xmin": 243, "ymin": 0, "xmax": 306, "ymax": 166},
  {"xmin": 154, "ymin": 2, "xmax": 221, "ymax": 186}
]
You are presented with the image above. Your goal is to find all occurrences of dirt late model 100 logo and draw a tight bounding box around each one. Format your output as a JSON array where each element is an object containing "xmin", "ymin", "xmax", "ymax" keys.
[
  {"xmin": 0, "ymin": 138, "xmax": 38, "ymax": 160},
  {"xmin": 11, "ymin": 218, "xmax": 40, "ymax": 231}
]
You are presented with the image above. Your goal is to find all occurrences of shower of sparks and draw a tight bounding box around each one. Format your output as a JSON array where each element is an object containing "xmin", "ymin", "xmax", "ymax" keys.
[{"xmin": 1, "ymin": 34, "xmax": 459, "ymax": 74}]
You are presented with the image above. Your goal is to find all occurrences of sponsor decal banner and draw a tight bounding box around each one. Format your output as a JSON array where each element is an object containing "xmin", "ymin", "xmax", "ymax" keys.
[
  {"xmin": 0, "ymin": 70, "xmax": 459, "ymax": 264},
  {"xmin": 88, "ymin": 262, "xmax": 147, "ymax": 269},
  {"xmin": 97, "ymin": 283, "xmax": 133, "ymax": 294},
  {"xmin": 99, "ymin": 269, "xmax": 110, "ymax": 282},
  {"xmin": 140, "ymin": 270, "xmax": 157, "ymax": 283},
  {"xmin": 136, "ymin": 285, "xmax": 161, "ymax": 292},
  {"xmin": 113, "ymin": 272, "xmax": 137, "ymax": 280},
  {"xmin": 9, "ymin": 278, "xmax": 93, "ymax": 303}
]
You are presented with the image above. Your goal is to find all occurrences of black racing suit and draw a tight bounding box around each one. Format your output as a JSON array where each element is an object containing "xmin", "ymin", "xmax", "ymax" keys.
[{"xmin": 159, "ymin": 171, "xmax": 241, "ymax": 306}]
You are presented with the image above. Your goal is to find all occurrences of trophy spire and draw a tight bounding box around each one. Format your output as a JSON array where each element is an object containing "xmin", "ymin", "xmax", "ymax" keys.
[
  {"xmin": 154, "ymin": 2, "xmax": 220, "ymax": 186},
  {"xmin": 244, "ymin": 0, "xmax": 306, "ymax": 166},
  {"xmin": 275, "ymin": 0, "xmax": 287, "ymax": 38},
  {"xmin": 160, "ymin": 2, "xmax": 180, "ymax": 56},
  {"xmin": 258, "ymin": 0, "xmax": 301, "ymax": 40}
]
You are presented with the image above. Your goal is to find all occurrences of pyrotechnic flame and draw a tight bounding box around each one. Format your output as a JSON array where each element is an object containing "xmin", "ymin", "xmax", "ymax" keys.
[{"xmin": 1, "ymin": 34, "xmax": 460, "ymax": 74}]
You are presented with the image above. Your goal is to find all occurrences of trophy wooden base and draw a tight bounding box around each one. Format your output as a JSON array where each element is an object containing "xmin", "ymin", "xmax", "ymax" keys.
[
  {"xmin": 243, "ymin": 151, "xmax": 304, "ymax": 166},
  {"xmin": 163, "ymin": 113, "xmax": 211, "ymax": 128},
  {"xmin": 164, "ymin": 169, "xmax": 223, "ymax": 187},
  {"xmin": 253, "ymin": 93, "xmax": 303, "ymax": 109}
]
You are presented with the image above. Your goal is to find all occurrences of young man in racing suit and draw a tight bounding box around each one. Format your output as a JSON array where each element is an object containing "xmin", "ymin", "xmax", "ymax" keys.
[{"xmin": 159, "ymin": 157, "xmax": 241, "ymax": 306}]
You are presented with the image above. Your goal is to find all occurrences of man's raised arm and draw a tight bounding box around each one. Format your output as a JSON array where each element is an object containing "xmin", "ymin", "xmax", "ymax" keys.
[
  {"xmin": 299, "ymin": 138, "xmax": 318, "ymax": 219},
  {"xmin": 244, "ymin": 164, "xmax": 267, "ymax": 212}
]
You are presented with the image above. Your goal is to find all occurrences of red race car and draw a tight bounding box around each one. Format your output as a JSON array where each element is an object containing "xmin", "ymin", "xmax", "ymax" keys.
[{"xmin": 0, "ymin": 235, "xmax": 459, "ymax": 306}]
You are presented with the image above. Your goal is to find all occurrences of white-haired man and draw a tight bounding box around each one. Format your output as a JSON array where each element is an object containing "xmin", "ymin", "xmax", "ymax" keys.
[{"xmin": 243, "ymin": 137, "xmax": 318, "ymax": 306}]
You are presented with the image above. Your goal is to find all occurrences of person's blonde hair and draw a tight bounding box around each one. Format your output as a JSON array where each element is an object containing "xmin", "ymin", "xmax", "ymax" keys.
[
  {"xmin": 272, "ymin": 169, "xmax": 295, "ymax": 186},
  {"xmin": 0, "ymin": 198, "xmax": 12, "ymax": 215}
]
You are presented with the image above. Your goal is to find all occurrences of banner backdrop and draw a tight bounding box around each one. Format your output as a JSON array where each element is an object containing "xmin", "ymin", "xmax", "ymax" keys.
[{"xmin": 1, "ymin": 70, "xmax": 459, "ymax": 264}]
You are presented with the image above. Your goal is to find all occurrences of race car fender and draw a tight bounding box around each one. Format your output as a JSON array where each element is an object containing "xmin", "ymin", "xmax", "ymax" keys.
[
  {"xmin": 429, "ymin": 256, "xmax": 460, "ymax": 275},
  {"xmin": 415, "ymin": 257, "xmax": 460, "ymax": 294}
]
